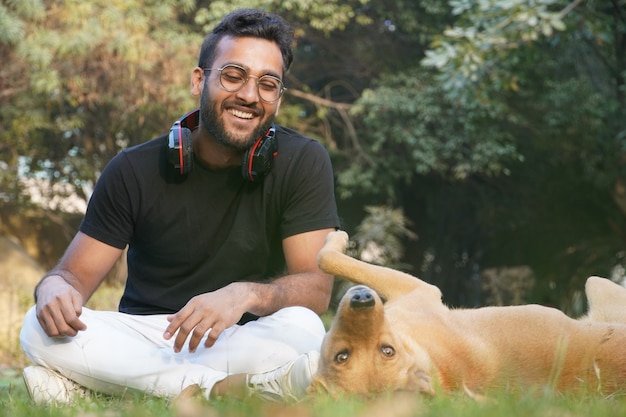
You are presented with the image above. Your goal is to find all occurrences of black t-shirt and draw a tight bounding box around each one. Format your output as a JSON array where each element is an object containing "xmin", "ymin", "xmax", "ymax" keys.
[{"xmin": 80, "ymin": 125, "xmax": 340, "ymax": 317}]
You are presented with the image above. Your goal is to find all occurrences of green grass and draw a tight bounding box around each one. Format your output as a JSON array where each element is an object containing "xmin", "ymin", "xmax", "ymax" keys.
[
  {"xmin": 5, "ymin": 288, "xmax": 626, "ymax": 416},
  {"xmin": 3, "ymin": 369, "xmax": 626, "ymax": 417}
]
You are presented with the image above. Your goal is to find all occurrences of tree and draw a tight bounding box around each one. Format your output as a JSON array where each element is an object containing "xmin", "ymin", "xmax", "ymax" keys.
[
  {"xmin": 1, "ymin": 0, "xmax": 200, "ymax": 204},
  {"xmin": 2, "ymin": 0, "xmax": 624, "ymax": 311},
  {"xmin": 342, "ymin": 0, "xmax": 626, "ymax": 309},
  {"xmin": 0, "ymin": 0, "xmax": 372, "ymax": 208},
  {"xmin": 0, "ymin": 0, "xmax": 376, "ymax": 266}
]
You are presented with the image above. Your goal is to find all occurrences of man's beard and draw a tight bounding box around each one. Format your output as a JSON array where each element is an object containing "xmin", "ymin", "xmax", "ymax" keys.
[{"xmin": 199, "ymin": 89, "xmax": 273, "ymax": 152}]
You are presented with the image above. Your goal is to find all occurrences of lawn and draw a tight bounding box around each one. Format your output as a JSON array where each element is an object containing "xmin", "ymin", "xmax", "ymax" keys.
[
  {"xmin": 4, "ymin": 288, "xmax": 626, "ymax": 416},
  {"xmin": 3, "ymin": 367, "xmax": 626, "ymax": 417}
]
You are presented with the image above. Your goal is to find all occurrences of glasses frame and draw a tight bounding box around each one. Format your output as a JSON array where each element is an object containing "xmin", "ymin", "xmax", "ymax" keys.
[{"xmin": 203, "ymin": 64, "xmax": 286, "ymax": 103}]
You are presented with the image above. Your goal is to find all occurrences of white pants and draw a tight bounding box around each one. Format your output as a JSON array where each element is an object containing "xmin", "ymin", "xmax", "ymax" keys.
[{"xmin": 20, "ymin": 306, "xmax": 325, "ymax": 399}]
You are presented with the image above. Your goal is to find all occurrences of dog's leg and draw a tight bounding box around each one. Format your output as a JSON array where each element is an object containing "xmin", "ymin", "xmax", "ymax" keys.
[
  {"xmin": 318, "ymin": 231, "xmax": 442, "ymax": 302},
  {"xmin": 584, "ymin": 276, "xmax": 626, "ymax": 323}
]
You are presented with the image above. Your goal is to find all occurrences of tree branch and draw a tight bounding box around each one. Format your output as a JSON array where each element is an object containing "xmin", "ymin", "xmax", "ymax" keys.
[
  {"xmin": 285, "ymin": 88, "xmax": 376, "ymax": 166},
  {"xmin": 558, "ymin": 0, "xmax": 586, "ymax": 19},
  {"xmin": 286, "ymin": 88, "xmax": 352, "ymax": 110}
]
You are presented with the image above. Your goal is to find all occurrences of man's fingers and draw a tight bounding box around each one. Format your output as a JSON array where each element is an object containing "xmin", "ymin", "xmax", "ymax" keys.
[
  {"xmin": 169, "ymin": 309, "xmax": 202, "ymax": 353},
  {"xmin": 188, "ymin": 323, "xmax": 212, "ymax": 353},
  {"xmin": 163, "ymin": 309, "xmax": 190, "ymax": 345},
  {"xmin": 61, "ymin": 299, "xmax": 86, "ymax": 334},
  {"xmin": 203, "ymin": 323, "xmax": 224, "ymax": 348},
  {"xmin": 37, "ymin": 313, "xmax": 60, "ymax": 338},
  {"xmin": 48, "ymin": 302, "xmax": 84, "ymax": 337},
  {"xmin": 164, "ymin": 312, "xmax": 183, "ymax": 339},
  {"xmin": 34, "ymin": 280, "xmax": 87, "ymax": 338},
  {"xmin": 68, "ymin": 291, "xmax": 86, "ymax": 332},
  {"xmin": 164, "ymin": 295, "xmax": 235, "ymax": 353},
  {"xmin": 166, "ymin": 311, "xmax": 216, "ymax": 353},
  {"xmin": 38, "ymin": 305, "xmax": 81, "ymax": 337}
]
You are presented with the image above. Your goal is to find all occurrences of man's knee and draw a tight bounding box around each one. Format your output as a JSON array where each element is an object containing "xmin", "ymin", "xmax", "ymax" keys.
[
  {"xmin": 20, "ymin": 306, "xmax": 42, "ymax": 358},
  {"xmin": 20, "ymin": 306, "xmax": 78, "ymax": 366},
  {"xmin": 271, "ymin": 306, "xmax": 326, "ymax": 340}
]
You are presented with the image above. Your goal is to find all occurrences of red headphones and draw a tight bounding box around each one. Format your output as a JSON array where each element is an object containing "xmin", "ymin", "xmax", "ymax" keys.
[{"xmin": 167, "ymin": 109, "xmax": 277, "ymax": 182}]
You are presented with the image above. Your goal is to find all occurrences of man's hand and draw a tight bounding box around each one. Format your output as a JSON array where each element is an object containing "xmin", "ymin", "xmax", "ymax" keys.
[
  {"xmin": 35, "ymin": 275, "xmax": 87, "ymax": 337},
  {"xmin": 163, "ymin": 229, "xmax": 336, "ymax": 353},
  {"xmin": 33, "ymin": 232, "xmax": 123, "ymax": 338},
  {"xmin": 163, "ymin": 283, "xmax": 250, "ymax": 353}
]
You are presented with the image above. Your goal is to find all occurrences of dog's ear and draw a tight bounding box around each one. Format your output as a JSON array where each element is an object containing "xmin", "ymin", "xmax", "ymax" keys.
[{"xmin": 584, "ymin": 276, "xmax": 626, "ymax": 323}]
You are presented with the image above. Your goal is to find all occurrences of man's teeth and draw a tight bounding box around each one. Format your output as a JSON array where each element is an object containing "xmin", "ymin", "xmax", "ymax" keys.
[{"xmin": 229, "ymin": 109, "xmax": 253, "ymax": 119}]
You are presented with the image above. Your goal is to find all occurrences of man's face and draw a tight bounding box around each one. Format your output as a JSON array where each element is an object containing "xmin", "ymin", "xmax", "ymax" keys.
[{"xmin": 200, "ymin": 36, "xmax": 284, "ymax": 151}]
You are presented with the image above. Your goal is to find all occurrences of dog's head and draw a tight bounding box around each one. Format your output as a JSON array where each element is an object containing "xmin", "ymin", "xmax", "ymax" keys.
[{"xmin": 309, "ymin": 285, "xmax": 435, "ymax": 397}]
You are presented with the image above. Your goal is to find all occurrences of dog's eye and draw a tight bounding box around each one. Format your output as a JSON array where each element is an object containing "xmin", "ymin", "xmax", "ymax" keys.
[
  {"xmin": 334, "ymin": 350, "xmax": 349, "ymax": 364},
  {"xmin": 381, "ymin": 345, "xmax": 396, "ymax": 357}
]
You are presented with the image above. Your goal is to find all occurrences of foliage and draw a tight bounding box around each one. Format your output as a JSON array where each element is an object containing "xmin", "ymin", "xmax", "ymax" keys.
[
  {"xmin": 339, "ymin": 69, "xmax": 520, "ymax": 199},
  {"xmin": 0, "ymin": 0, "xmax": 625, "ymax": 310},
  {"xmin": 349, "ymin": 205, "xmax": 416, "ymax": 268},
  {"xmin": 0, "ymin": 0, "xmax": 200, "ymax": 209},
  {"xmin": 333, "ymin": 0, "xmax": 626, "ymax": 307},
  {"xmin": 422, "ymin": 0, "xmax": 570, "ymax": 100},
  {"xmin": 194, "ymin": 0, "xmax": 373, "ymax": 35},
  {"xmin": 426, "ymin": 0, "xmax": 624, "ymax": 306}
]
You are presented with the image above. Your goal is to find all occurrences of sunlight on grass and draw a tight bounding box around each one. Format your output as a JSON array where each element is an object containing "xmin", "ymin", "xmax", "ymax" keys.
[{"xmin": 2, "ymin": 383, "xmax": 626, "ymax": 417}]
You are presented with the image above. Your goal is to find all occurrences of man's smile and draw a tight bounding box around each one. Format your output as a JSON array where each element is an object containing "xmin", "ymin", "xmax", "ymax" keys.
[{"xmin": 228, "ymin": 108, "xmax": 254, "ymax": 119}]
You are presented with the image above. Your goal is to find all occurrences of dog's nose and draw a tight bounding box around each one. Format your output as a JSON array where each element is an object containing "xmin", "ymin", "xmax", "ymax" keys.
[{"xmin": 350, "ymin": 288, "xmax": 375, "ymax": 309}]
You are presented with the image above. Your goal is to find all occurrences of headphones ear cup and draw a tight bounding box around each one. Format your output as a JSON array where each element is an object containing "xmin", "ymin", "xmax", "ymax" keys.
[
  {"xmin": 242, "ymin": 127, "xmax": 277, "ymax": 182},
  {"xmin": 168, "ymin": 124, "xmax": 194, "ymax": 175}
]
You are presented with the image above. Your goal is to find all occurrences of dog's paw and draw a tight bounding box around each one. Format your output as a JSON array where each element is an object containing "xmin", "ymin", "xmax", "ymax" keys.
[{"xmin": 327, "ymin": 230, "xmax": 350, "ymax": 253}]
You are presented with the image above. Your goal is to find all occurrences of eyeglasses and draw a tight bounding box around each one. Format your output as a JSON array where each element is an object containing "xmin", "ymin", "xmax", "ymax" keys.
[{"xmin": 203, "ymin": 64, "xmax": 285, "ymax": 103}]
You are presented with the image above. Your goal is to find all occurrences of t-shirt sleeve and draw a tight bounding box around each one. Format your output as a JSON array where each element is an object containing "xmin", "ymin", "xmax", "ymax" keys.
[
  {"xmin": 279, "ymin": 140, "xmax": 340, "ymax": 238},
  {"xmin": 79, "ymin": 152, "xmax": 138, "ymax": 249}
]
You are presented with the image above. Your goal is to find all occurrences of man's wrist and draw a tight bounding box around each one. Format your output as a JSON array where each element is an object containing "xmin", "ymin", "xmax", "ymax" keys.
[{"xmin": 33, "ymin": 270, "xmax": 74, "ymax": 302}]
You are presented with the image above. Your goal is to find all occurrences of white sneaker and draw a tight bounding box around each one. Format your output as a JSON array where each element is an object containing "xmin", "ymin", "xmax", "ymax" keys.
[
  {"xmin": 246, "ymin": 351, "xmax": 319, "ymax": 402},
  {"xmin": 23, "ymin": 366, "xmax": 87, "ymax": 405}
]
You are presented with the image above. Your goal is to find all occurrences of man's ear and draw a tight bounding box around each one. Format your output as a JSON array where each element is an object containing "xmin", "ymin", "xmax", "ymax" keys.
[{"xmin": 190, "ymin": 67, "xmax": 204, "ymax": 96}]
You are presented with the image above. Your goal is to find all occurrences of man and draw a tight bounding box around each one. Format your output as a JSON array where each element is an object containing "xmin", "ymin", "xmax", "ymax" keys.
[{"xmin": 20, "ymin": 8, "xmax": 340, "ymax": 404}]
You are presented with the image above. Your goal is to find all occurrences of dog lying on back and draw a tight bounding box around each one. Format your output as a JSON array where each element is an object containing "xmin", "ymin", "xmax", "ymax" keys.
[{"xmin": 309, "ymin": 231, "xmax": 626, "ymax": 397}]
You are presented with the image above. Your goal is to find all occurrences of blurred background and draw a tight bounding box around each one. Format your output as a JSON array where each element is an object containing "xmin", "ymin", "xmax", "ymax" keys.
[{"xmin": 1, "ymin": 0, "xmax": 625, "ymax": 366}]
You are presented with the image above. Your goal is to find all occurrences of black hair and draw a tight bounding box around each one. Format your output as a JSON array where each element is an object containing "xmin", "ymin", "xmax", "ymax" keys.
[{"xmin": 198, "ymin": 9, "xmax": 294, "ymax": 75}]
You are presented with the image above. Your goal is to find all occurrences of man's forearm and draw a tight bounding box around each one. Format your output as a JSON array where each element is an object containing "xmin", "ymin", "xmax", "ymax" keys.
[{"xmin": 240, "ymin": 273, "xmax": 333, "ymax": 316}]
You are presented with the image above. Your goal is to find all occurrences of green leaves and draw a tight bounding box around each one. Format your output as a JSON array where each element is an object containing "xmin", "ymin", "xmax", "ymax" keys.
[
  {"xmin": 423, "ymin": 0, "xmax": 570, "ymax": 98},
  {"xmin": 0, "ymin": 0, "xmax": 45, "ymax": 44},
  {"xmin": 338, "ymin": 70, "xmax": 520, "ymax": 199},
  {"xmin": 195, "ymin": 0, "xmax": 372, "ymax": 35},
  {"xmin": 1, "ymin": 0, "xmax": 201, "ymax": 208}
]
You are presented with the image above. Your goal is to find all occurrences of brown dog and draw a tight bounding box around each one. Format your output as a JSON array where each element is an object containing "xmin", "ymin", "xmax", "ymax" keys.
[{"xmin": 309, "ymin": 231, "xmax": 626, "ymax": 397}]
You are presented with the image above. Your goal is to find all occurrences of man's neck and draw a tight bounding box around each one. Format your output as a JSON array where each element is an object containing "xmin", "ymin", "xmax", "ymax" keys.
[{"xmin": 192, "ymin": 128, "xmax": 242, "ymax": 171}]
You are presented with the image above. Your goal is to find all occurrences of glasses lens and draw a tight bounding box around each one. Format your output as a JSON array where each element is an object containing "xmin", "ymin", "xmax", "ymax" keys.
[
  {"xmin": 257, "ymin": 75, "xmax": 283, "ymax": 102},
  {"xmin": 217, "ymin": 65, "xmax": 284, "ymax": 102},
  {"xmin": 219, "ymin": 65, "xmax": 247, "ymax": 91}
]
